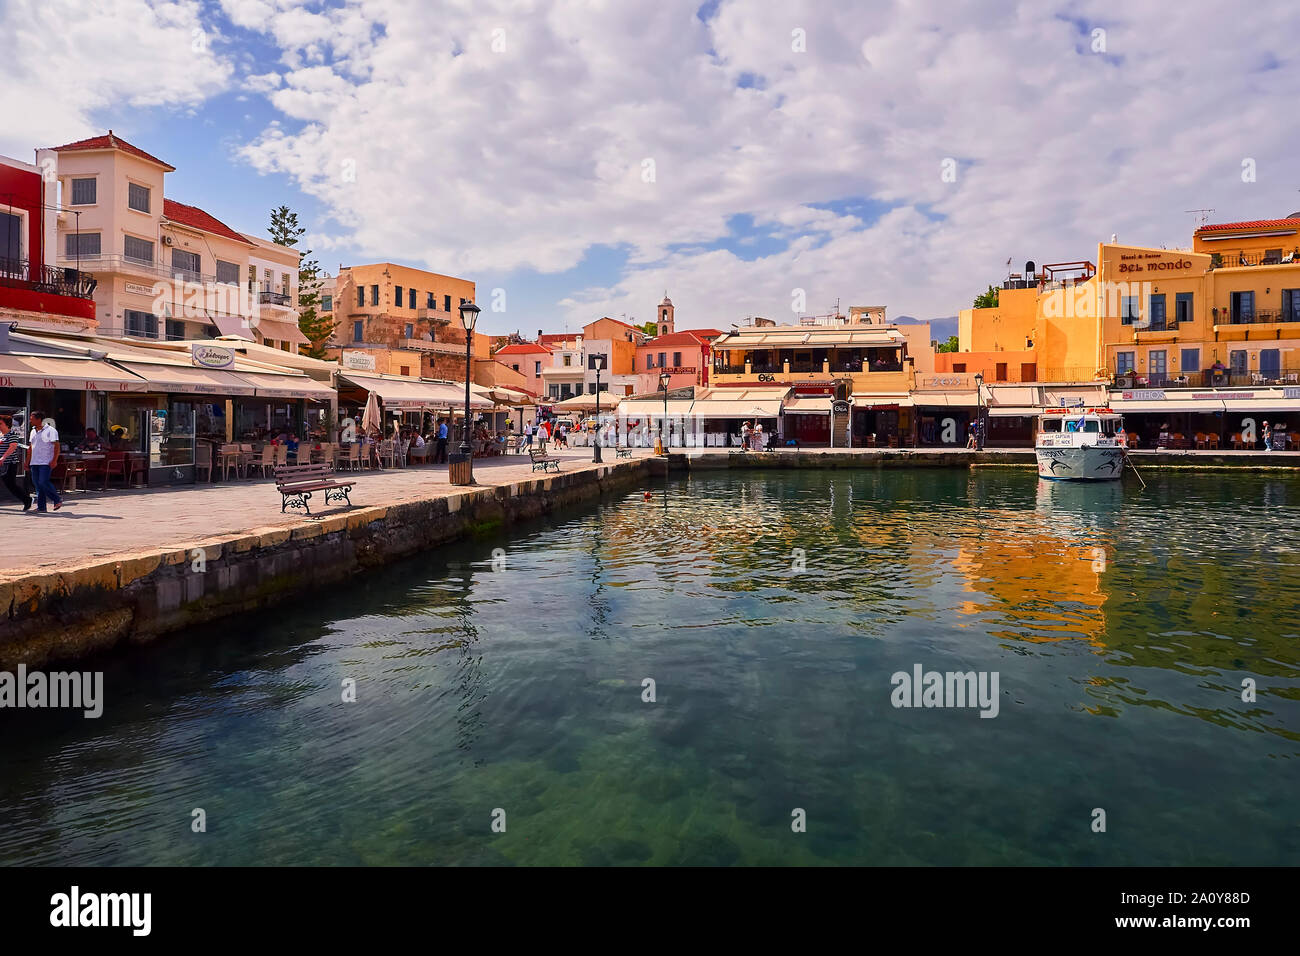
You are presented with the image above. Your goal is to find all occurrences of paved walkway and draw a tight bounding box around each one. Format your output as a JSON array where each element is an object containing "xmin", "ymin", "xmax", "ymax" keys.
[{"xmin": 0, "ymin": 447, "xmax": 656, "ymax": 576}]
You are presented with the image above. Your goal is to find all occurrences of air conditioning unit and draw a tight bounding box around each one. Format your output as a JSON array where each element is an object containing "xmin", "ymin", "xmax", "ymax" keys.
[{"xmin": 162, "ymin": 235, "xmax": 174, "ymax": 246}]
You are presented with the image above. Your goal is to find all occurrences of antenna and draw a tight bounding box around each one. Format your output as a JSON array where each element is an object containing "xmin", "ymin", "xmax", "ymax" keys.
[{"xmin": 1185, "ymin": 208, "xmax": 1215, "ymax": 229}]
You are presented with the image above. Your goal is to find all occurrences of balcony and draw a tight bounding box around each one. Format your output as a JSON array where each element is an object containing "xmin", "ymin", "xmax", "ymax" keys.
[
  {"xmin": 1207, "ymin": 249, "xmax": 1300, "ymax": 269},
  {"xmin": 1113, "ymin": 368, "xmax": 1300, "ymax": 389},
  {"xmin": 0, "ymin": 256, "xmax": 97, "ymax": 321},
  {"xmin": 1212, "ymin": 308, "xmax": 1300, "ymax": 326},
  {"xmin": 58, "ymin": 253, "xmax": 230, "ymax": 287},
  {"xmin": 258, "ymin": 290, "xmax": 293, "ymax": 307}
]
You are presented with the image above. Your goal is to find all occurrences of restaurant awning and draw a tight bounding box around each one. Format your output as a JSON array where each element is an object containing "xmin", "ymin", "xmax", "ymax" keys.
[
  {"xmin": 208, "ymin": 315, "xmax": 256, "ymax": 338},
  {"xmin": 231, "ymin": 370, "xmax": 336, "ymax": 400},
  {"xmin": 782, "ymin": 395, "xmax": 833, "ymax": 414},
  {"xmin": 713, "ymin": 328, "xmax": 904, "ymax": 349},
  {"xmin": 691, "ymin": 387, "xmax": 787, "ymax": 418},
  {"xmin": 851, "ymin": 392, "xmax": 913, "ymax": 409},
  {"xmin": 340, "ymin": 372, "xmax": 492, "ymax": 410},
  {"xmin": 113, "ymin": 360, "xmax": 258, "ymax": 395},
  {"xmin": 0, "ymin": 353, "xmax": 146, "ymax": 392},
  {"xmin": 619, "ymin": 397, "xmax": 697, "ymax": 416},
  {"xmin": 255, "ymin": 317, "xmax": 309, "ymax": 346},
  {"xmin": 1109, "ymin": 399, "xmax": 1225, "ymax": 414},
  {"xmin": 912, "ymin": 391, "xmax": 978, "ymax": 407},
  {"xmin": 552, "ymin": 392, "xmax": 622, "ymax": 412}
]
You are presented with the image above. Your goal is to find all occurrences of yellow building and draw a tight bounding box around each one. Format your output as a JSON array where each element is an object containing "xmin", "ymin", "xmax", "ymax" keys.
[{"xmin": 325, "ymin": 262, "xmax": 476, "ymax": 352}]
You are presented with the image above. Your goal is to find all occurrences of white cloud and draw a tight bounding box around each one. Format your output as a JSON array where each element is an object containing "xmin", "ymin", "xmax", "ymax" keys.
[{"xmin": 0, "ymin": 0, "xmax": 234, "ymax": 155}]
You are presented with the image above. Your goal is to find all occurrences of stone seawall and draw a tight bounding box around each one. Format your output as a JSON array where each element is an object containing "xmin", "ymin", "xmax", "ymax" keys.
[{"xmin": 0, "ymin": 460, "xmax": 649, "ymax": 670}]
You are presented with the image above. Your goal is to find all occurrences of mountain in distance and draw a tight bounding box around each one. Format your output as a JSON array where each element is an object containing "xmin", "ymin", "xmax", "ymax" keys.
[{"xmin": 894, "ymin": 314, "xmax": 958, "ymax": 342}]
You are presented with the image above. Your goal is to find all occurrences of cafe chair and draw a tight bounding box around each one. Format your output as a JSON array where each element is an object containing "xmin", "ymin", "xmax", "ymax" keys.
[
  {"xmin": 255, "ymin": 444, "xmax": 276, "ymax": 478},
  {"xmin": 194, "ymin": 441, "xmax": 213, "ymax": 482}
]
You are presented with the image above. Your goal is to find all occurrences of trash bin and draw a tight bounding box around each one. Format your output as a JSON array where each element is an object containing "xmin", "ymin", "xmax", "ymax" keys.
[{"xmin": 448, "ymin": 452, "xmax": 472, "ymax": 485}]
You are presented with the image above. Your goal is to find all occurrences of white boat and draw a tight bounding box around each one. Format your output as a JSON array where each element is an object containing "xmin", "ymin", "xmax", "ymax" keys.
[{"xmin": 1035, "ymin": 406, "xmax": 1126, "ymax": 481}]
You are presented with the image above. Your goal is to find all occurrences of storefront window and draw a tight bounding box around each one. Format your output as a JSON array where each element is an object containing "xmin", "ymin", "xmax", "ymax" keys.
[
  {"xmin": 105, "ymin": 394, "xmax": 163, "ymax": 451},
  {"xmin": 233, "ymin": 399, "xmax": 303, "ymax": 441}
]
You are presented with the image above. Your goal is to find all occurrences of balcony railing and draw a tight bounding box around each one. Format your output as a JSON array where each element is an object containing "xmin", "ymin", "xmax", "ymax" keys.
[
  {"xmin": 1213, "ymin": 308, "xmax": 1300, "ymax": 325},
  {"xmin": 1208, "ymin": 249, "xmax": 1300, "ymax": 269},
  {"xmin": 0, "ymin": 256, "xmax": 96, "ymax": 299},
  {"xmin": 58, "ymin": 253, "xmax": 232, "ymax": 286},
  {"xmin": 259, "ymin": 290, "xmax": 293, "ymax": 307},
  {"xmin": 1113, "ymin": 368, "xmax": 1300, "ymax": 388}
]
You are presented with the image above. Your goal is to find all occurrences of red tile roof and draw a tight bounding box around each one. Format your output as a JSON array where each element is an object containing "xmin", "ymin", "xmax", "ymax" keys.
[
  {"xmin": 50, "ymin": 130, "xmax": 175, "ymax": 171},
  {"xmin": 495, "ymin": 342, "xmax": 552, "ymax": 355},
  {"xmin": 538, "ymin": 333, "xmax": 576, "ymax": 346},
  {"xmin": 162, "ymin": 199, "xmax": 254, "ymax": 246},
  {"xmin": 1196, "ymin": 217, "xmax": 1300, "ymax": 234},
  {"xmin": 641, "ymin": 331, "xmax": 712, "ymax": 348}
]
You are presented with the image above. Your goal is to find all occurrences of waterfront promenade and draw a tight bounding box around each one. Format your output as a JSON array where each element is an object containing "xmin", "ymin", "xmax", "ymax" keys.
[{"xmin": 0, "ymin": 447, "xmax": 657, "ymax": 576}]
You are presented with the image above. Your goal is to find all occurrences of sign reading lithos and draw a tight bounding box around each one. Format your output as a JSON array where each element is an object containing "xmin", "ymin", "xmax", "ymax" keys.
[
  {"xmin": 1117, "ymin": 252, "xmax": 1194, "ymax": 274},
  {"xmin": 191, "ymin": 344, "xmax": 234, "ymax": 369},
  {"xmin": 343, "ymin": 352, "xmax": 377, "ymax": 371}
]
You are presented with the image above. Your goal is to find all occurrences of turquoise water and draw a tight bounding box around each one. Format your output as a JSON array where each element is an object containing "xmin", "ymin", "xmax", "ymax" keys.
[{"xmin": 1, "ymin": 468, "xmax": 1298, "ymax": 865}]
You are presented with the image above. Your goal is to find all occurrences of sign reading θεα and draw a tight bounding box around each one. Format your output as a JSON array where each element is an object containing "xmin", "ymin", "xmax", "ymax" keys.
[{"xmin": 192, "ymin": 345, "xmax": 234, "ymax": 369}]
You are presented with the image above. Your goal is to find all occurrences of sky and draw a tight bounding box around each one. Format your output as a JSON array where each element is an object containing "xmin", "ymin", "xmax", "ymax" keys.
[{"xmin": 2, "ymin": 0, "xmax": 1298, "ymax": 339}]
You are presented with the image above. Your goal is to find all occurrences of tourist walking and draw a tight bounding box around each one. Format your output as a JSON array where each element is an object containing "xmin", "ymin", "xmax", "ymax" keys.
[
  {"xmin": 26, "ymin": 411, "xmax": 62, "ymax": 513},
  {"xmin": 523, "ymin": 422, "xmax": 534, "ymax": 448},
  {"xmin": 966, "ymin": 421, "xmax": 977, "ymax": 449},
  {"xmin": 1263, "ymin": 421, "xmax": 1272, "ymax": 451},
  {"xmin": 0, "ymin": 414, "xmax": 32, "ymax": 510},
  {"xmin": 754, "ymin": 421, "xmax": 764, "ymax": 450},
  {"xmin": 741, "ymin": 421, "xmax": 752, "ymax": 451}
]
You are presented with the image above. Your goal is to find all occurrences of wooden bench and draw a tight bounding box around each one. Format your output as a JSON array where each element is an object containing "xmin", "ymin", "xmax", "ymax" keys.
[
  {"xmin": 529, "ymin": 447, "xmax": 561, "ymax": 473},
  {"xmin": 273, "ymin": 463, "xmax": 355, "ymax": 515}
]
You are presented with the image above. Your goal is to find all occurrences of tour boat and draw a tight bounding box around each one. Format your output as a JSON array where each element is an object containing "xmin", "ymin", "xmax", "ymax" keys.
[{"xmin": 1035, "ymin": 406, "xmax": 1126, "ymax": 481}]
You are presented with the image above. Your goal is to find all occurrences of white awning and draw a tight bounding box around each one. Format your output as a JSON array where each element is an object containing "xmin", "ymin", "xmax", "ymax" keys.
[
  {"xmin": 782, "ymin": 395, "xmax": 833, "ymax": 414},
  {"xmin": 340, "ymin": 372, "xmax": 492, "ymax": 410},
  {"xmin": 113, "ymin": 360, "xmax": 257, "ymax": 395},
  {"xmin": 231, "ymin": 369, "xmax": 335, "ymax": 400},
  {"xmin": 912, "ymin": 391, "xmax": 978, "ymax": 407},
  {"xmin": 851, "ymin": 392, "xmax": 913, "ymax": 409},
  {"xmin": 691, "ymin": 386, "xmax": 788, "ymax": 418},
  {"xmin": 0, "ymin": 353, "xmax": 145, "ymax": 392}
]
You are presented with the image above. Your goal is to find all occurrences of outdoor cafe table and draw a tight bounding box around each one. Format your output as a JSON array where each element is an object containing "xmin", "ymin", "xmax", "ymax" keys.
[{"xmin": 60, "ymin": 453, "xmax": 104, "ymax": 492}]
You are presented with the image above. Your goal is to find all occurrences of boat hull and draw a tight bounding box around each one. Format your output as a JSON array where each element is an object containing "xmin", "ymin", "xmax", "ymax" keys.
[{"xmin": 1035, "ymin": 445, "xmax": 1124, "ymax": 481}]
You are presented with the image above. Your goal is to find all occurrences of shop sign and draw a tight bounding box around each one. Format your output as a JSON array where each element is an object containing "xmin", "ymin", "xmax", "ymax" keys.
[
  {"xmin": 125, "ymin": 282, "xmax": 155, "ymax": 296},
  {"xmin": 1121, "ymin": 389, "xmax": 1166, "ymax": 401},
  {"xmin": 832, "ymin": 399, "xmax": 851, "ymax": 413},
  {"xmin": 922, "ymin": 375, "xmax": 965, "ymax": 388},
  {"xmin": 343, "ymin": 351, "xmax": 377, "ymax": 371},
  {"xmin": 191, "ymin": 344, "xmax": 234, "ymax": 369}
]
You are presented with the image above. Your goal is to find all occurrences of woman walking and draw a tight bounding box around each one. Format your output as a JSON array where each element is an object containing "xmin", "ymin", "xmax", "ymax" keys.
[{"xmin": 0, "ymin": 414, "xmax": 32, "ymax": 510}]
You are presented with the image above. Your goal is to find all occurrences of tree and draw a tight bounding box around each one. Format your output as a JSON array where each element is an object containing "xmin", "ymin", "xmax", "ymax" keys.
[
  {"xmin": 973, "ymin": 285, "xmax": 999, "ymax": 309},
  {"xmin": 937, "ymin": 335, "xmax": 959, "ymax": 353},
  {"xmin": 268, "ymin": 206, "xmax": 332, "ymax": 357}
]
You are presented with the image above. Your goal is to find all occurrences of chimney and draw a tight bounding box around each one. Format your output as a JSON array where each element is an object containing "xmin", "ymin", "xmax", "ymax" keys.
[{"xmin": 537, "ymin": 329, "xmax": 542, "ymax": 341}]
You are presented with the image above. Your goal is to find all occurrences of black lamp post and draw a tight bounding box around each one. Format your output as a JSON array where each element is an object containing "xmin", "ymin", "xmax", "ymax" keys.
[
  {"xmin": 592, "ymin": 355, "xmax": 604, "ymax": 463},
  {"xmin": 659, "ymin": 371, "xmax": 671, "ymax": 453},
  {"xmin": 974, "ymin": 371, "xmax": 985, "ymax": 452},
  {"xmin": 451, "ymin": 300, "xmax": 479, "ymax": 485}
]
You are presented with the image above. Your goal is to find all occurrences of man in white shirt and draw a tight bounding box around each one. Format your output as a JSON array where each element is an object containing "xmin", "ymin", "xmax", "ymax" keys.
[{"xmin": 26, "ymin": 412, "xmax": 62, "ymax": 512}]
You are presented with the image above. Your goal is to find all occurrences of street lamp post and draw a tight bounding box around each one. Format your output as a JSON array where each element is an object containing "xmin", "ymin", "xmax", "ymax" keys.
[
  {"xmin": 451, "ymin": 301, "xmax": 480, "ymax": 485},
  {"xmin": 974, "ymin": 371, "xmax": 985, "ymax": 452},
  {"xmin": 659, "ymin": 371, "xmax": 671, "ymax": 454},
  {"xmin": 592, "ymin": 355, "xmax": 604, "ymax": 463}
]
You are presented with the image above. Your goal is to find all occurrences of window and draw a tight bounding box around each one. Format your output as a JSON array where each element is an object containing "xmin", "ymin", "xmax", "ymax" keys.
[
  {"xmin": 70, "ymin": 178, "xmax": 96, "ymax": 205},
  {"xmin": 400, "ymin": 366, "xmax": 411, "ymax": 376},
  {"xmin": 404, "ymin": 323, "xmax": 414, "ymax": 339},
  {"xmin": 123, "ymin": 235, "xmax": 154, "ymax": 263},
  {"xmin": 1116, "ymin": 351, "xmax": 1135, "ymax": 374},
  {"xmin": 370, "ymin": 285, "xmax": 379, "ymax": 306},
  {"xmin": 263, "ymin": 268, "xmax": 272, "ymax": 290},
  {"xmin": 321, "ymin": 295, "xmax": 333, "ymax": 312},
  {"xmin": 426, "ymin": 291, "xmax": 434, "ymax": 309},
  {"xmin": 1180, "ymin": 348, "xmax": 1200, "ymax": 373},
  {"xmin": 280, "ymin": 273, "xmax": 290, "ymax": 294},
  {"xmin": 1175, "ymin": 292, "xmax": 1194, "ymax": 325},
  {"xmin": 575, "ymin": 383, "xmax": 584, "ymax": 395},
  {"xmin": 65, "ymin": 233, "xmax": 101, "ymax": 257},
  {"xmin": 673, "ymin": 351, "xmax": 682, "ymax": 367},
  {"xmin": 1148, "ymin": 349, "xmax": 1167, "ymax": 384},
  {"xmin": 408, "ymin": 288, "xmax": 416, "ymax": 309},
  {"xmin": 127, "ymin": 182, "xmax": 150, "ymax": 213},
  {"xmin": 124, "ymin": 309, "xmax": 158, "ymax": 338},
  {"xmin": 587, "ymin": 353, "xmax": 607, "ymax": 370},
  {"xmin": 563, "ymin": 354, "xmax": 572, "ymax": 366},
  {"xmin": 657, "ymin": 352, "xmax": 666, "ymax": 367},
  {"xmin": 1147, "ymin": 294, "xmax": 1166, "ymax": 331},
  {"xmin": 171, "ymin": 249, "xmax": 201, "ymax": 277},
  {"xmin": 215, "ymin": 260, "xmax": 239, "ymax": 285},
  {"xmin": 444, "ymin": 294, "xmax": 451, "ymax": 312},
  {"xmin": 534, "ymin": 361, "xmax": 541, "ymax": 375},
  {"xmin": 357, "ymin": 287, "xmax": 365, "ymax": 308},
  {"xmin": 353, "ymin": 320, "xmax": 364, "ymax": 342},
  {"xmin": 165, "ymin": 319, "xmax": 186, "ymax": 341},
  {"xmin": 952, "ymin": 363, "xmax": 967, "ymax": 373},
  {"xmin": 395, "ymin": 285, "xmax": 403, "ymax": 306},
  {"xmin": 1021, "ymin": 363, "xmax": 1037, "ymax": 382},
  {"xmin": 1282, "ymin": 289, "xmax": 1300, "ymax": 323},
  {"xmin": 1231, "ymin": 290, "xmax": 1254, "ymax": 323},
  {"xmin": 995, "ymin": 362, "xmax": 1008, "ymax": 381},
  {"xmin": 646, "ymin": 354, "xmax": 654, "ymax": 368},
  {"xmin": 549, "ymin": 385, "xmax": 559, "ymax": 399},
  {"xmin": 1230, "ymin": 350, "xmax": 1247, "ymax": 373},
  {"xmin": 1260, "ymin": 348, "xmax": 1281, "ymax": 378},
  {"xmin": 1120, "ymin": 295, "xmax": 1139, "ymax": 325},
  {"xmin": 597, "ymin": 381, "xmax": 609, "ymax": 392}
]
